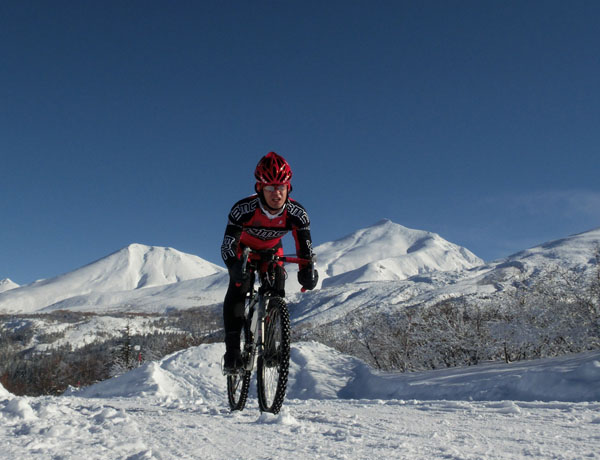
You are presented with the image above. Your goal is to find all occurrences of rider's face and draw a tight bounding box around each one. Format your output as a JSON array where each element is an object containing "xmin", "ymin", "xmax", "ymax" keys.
[{"xmin": 262, "ymin": 184, "xmax": 288, "ymax": 210}]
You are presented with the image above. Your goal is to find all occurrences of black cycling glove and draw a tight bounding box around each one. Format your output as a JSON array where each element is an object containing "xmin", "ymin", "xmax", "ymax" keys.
[
  {"xmin": 229, "ymin": 258, "xmax": 248, "ymax": 285},
  {"xmin": 298, "ymin": 263, "xmax": 318, "ymax": 290}
]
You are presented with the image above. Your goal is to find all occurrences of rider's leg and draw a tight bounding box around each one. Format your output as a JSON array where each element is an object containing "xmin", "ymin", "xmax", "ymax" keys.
[
  {"xmin": 223, "ymin": 277, "xmax": 251, "ymax": 370},
  {"xmin": 274, "ymin": 264, "xmax": 286, "ymax": 297}
]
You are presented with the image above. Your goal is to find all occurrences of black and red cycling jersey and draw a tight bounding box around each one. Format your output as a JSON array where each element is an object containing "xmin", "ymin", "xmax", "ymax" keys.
[{"xmin": 221, "ymin": 194, "xmax": 314, "ymax": 269}]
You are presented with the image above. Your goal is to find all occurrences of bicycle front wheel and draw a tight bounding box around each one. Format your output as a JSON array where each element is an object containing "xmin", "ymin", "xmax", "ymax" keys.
[{"xmin": 257, "ymin": 296, "xmax": 290, "ymax": 414}]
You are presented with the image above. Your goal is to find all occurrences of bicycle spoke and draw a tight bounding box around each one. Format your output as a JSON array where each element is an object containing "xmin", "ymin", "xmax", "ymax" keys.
[{"xmin": 257, "ymin": 297, "xmax": 290, "ymax": 414}]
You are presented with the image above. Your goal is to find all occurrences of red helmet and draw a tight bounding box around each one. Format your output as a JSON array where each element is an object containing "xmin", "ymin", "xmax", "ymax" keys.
[{"xmin": 254, "ymin": 152, "xmax": 292, "ymax": 185}]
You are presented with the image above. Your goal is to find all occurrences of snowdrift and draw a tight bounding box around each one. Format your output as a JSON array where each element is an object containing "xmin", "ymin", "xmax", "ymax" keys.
[{"xmin": 63, "ymin": 342, "xmax": 600, "ymax": 403}]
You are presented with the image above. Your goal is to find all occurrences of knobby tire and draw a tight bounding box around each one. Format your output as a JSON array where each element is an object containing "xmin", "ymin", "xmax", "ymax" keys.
[
  {"xmin": 257, "ymin": 297, "xmax": 291, "ymax": 414},
  {"xmin": 227, "ymin": 322, "xmax": 252, "ymax": 411}
]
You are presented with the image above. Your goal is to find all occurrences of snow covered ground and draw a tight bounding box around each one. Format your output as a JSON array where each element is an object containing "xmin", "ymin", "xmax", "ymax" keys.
[{"xmin": 2, "ymin": 341, "xmax": 599, "ymax": 459}]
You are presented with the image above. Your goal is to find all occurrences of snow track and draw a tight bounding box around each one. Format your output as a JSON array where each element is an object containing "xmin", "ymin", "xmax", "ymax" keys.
[{"xmin": 2, "ymin": 395, "xmax": 599, "ymax": 460}]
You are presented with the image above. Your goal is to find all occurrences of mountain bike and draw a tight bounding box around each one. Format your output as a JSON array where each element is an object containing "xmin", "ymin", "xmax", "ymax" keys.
[{"xmin": 224, "ymin": 247, "xmax": 314, "ymax": 414}]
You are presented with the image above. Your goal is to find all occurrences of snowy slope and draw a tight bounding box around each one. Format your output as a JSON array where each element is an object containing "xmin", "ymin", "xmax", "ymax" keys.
[
  {"xmin": 1, "ymin": 342, "xmax": 599, "ymax": 459},
  {"xmin": 38, "ymin": 272, "xmax": 229, "ymax": 313},
  {"xmin": 503, "ymin": 226, "xmax": 600, "ymax": 267},
  {"xmin": 289, "ymin": 226, "xmax": 600, "ymax": 327},
  {"xmin": 0, "ymin": 278, "xmax": 19, "ymax": 293},
  {"xmin": 0, "ymin": 244, "xmax": 225, "ymax": 313},
  {"xmin": 434, "ymin": 226, "xmax": 600, "ymax": 304},
  {"xmin": 315, "ymin": 219, "xmax": 483, "ymax": 287}
]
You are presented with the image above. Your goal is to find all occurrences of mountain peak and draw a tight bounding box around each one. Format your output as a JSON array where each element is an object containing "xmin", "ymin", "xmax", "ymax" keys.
[
  {"xmin": 78, "ymin": 243, "xmax": 224, "ymax": 290},
  {"xmin": 0, "ymin": 244, "xmax": 225, "ymax": 313},
  {"xmin": 315, "ymin": 220, "xmax": 483, "ymax": 287},
  {"xmin": 0, "ymin": 278, "xmax": 19, "ymax": 293}
]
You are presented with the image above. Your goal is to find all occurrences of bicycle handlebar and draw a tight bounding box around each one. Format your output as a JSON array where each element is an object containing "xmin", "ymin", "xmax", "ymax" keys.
[
  {"xmin": 240, "ymin": 247, "xmax": 316, "ymax": 292},
  {"xmin": 248, "ymin": 253, "xmax": 314, "ymax": 265},
  {"xmin": 243, "ymin": 247, "xmax": 316, "ymax": 265}
]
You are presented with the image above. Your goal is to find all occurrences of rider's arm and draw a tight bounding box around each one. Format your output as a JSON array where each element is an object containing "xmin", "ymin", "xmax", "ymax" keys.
[
  {"xmin": 221, "ymin": 223, "xmax": 242, "ymax": 269},
  {"xmin": 293, "ymin": 227, "xmax": 313, "ymax": 266},
  {"xmin": 221, "ymin": 196, "xmax": 259, "ymax": 268},
  {"xmin": 287, "ymin": 200, "xmax": 314, "ymax": 264}
]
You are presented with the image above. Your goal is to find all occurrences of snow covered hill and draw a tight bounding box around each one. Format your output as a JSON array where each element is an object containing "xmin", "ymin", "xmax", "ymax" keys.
[
  {"xmin": 500, "ymin": 226, "xmax": 600, "ymax": 267},
  {"xmin": 440, "ymin": 226, "xmax": 600, "ymax": 304},
  {"xmin": 1, "ymin": 341, "xmax": 599, "ymax": 459},
  {"xmin": 0, "ymin": 244, "xmax": 225, "ymax": 313},
  {"xmin": 315, "ymin": 219, "xmax": 483, "ymax": 287},
  {"xmin": 0, "ymin": 278, "xmax": 19, "ymax": 293}
]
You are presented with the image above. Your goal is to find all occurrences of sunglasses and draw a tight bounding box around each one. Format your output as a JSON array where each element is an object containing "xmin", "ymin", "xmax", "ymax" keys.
[{"xmin": 263, "ymin": 184, "xmax": 288, "ymax": 192}]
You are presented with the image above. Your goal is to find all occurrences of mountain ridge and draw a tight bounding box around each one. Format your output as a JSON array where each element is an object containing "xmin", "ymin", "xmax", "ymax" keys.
[
  {"xmin": 1, "ymin": 222, "xmax": 598, "ymax": 315},
  {"xmin": 0, "ymin": 243, "xmax": 225, "ymax": 313}
]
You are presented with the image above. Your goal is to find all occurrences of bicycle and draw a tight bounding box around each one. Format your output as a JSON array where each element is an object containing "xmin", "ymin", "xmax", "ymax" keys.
[{"xmin": 224, "ymin": 247, "xmax": 314, "ymax": 414}]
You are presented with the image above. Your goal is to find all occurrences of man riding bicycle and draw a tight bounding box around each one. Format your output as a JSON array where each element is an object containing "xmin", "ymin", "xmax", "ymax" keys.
[{"xmin": 220, "ymin": 152, "xmax": 318, "ymax": 373}]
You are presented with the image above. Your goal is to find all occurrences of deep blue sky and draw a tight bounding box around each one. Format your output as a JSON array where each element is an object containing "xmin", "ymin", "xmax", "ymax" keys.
[{"xmin": 2, "ymin": 1, "xmax": 599, "ymax": 285}]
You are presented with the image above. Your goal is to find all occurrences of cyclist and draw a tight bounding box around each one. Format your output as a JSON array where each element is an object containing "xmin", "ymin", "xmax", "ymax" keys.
[{"xmin": 220, "ymin": 152, "xmax": 318, "ymax": 373}]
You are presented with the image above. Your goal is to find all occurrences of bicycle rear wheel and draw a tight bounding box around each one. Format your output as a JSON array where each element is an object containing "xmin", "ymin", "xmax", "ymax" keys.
[
  {"xmin": 257, "ymin": 296, "xmax": 290, "ymax": 414},
  {"xmin": 227, "ymin": 323, "xmax": 252, "ymax": 411}
]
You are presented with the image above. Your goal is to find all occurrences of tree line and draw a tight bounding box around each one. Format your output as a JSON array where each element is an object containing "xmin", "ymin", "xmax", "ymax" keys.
[{"xmin": 0, "ymin": 307, "xmax": 222, "ymax": 396}]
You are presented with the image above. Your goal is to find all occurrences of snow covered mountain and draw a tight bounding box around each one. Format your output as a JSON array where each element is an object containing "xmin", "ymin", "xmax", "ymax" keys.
[
  {"xmin": 1, "ymin": 222, "xmax": 598, "ymax": 317},
  {"xmin": 0, "ymin": 244, "xmax": 225, "ymax": 313},
  {"xmin": 500, "ymin": 226, "xmax": 600, "ymax": 267},
  {"xmin": 434, "ymin": 226, "xmax": 600, "ymax": 305},
  {"xmin": 315, "ymin": 219, "xmax": 483, "ymax": 287},
  {"xmin": 0, "ymin": 220, "xmax": 485, "ymax": 314},
  {"xmin": 290, "ymin": 226, "xmax": 600, "ymax": 327},
  {"xmin": 0, "ymin": 278, "xmax": 19, "ymax": 293}
]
